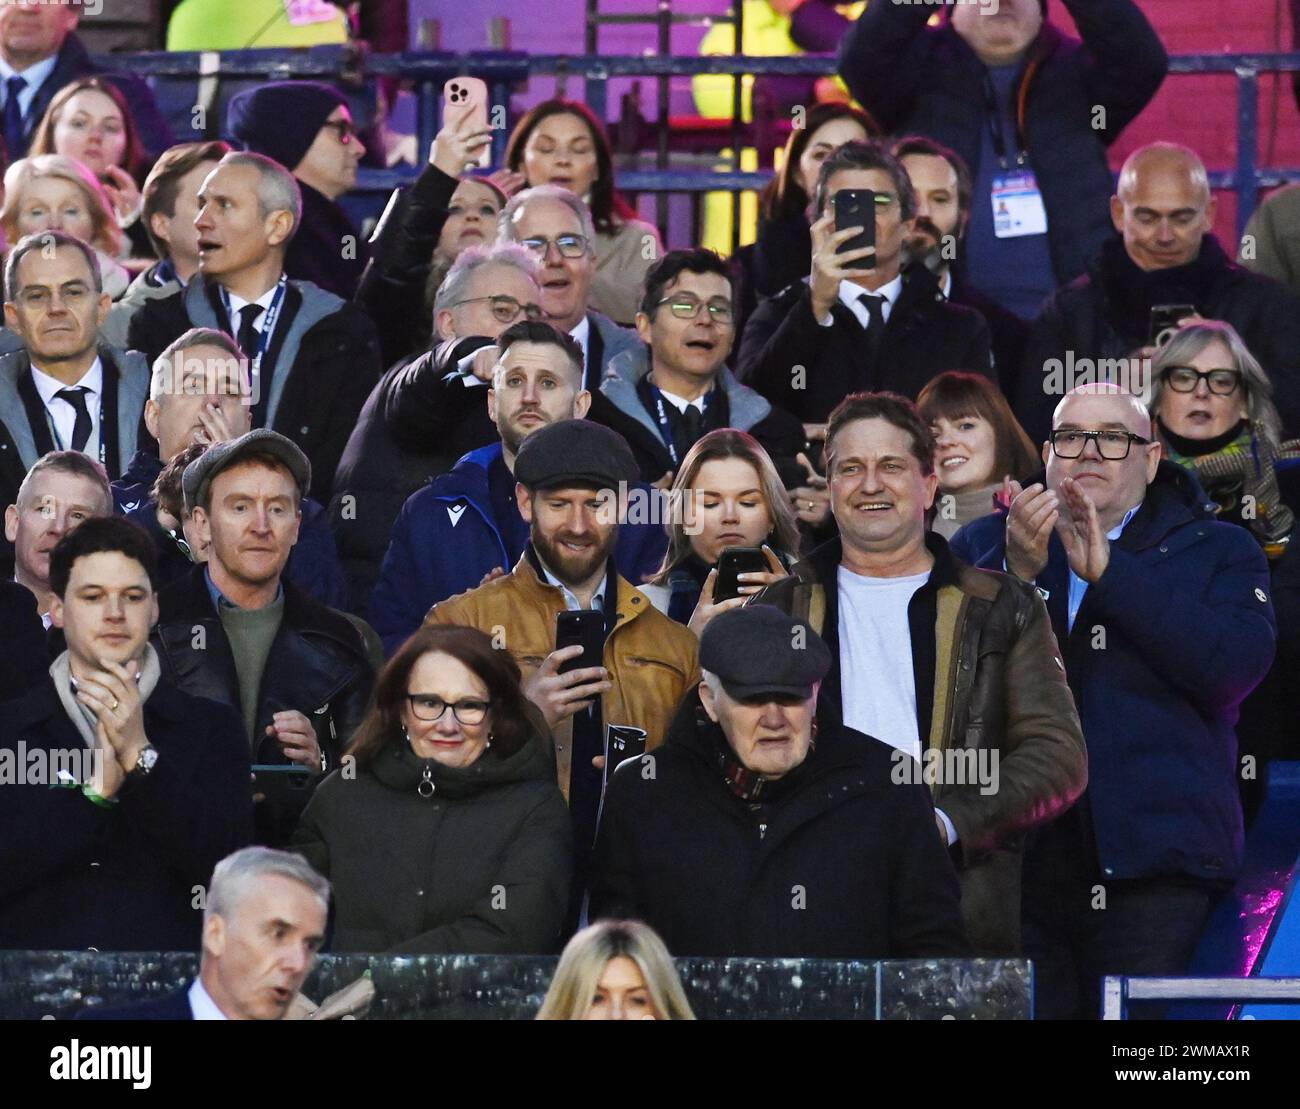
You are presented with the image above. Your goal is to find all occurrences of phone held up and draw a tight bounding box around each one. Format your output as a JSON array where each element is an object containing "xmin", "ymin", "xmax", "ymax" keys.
[
  {"xmin": 833, "ymin": 188, "xmax": 877, "ymax": 273},
  {"xmin": 442, "ymin": 76, "xmax": 492, "ymax": 169},
  {"xmin": 714, "ymin": 546, "xmax": 769, "ymax": 604},
  {"xmin": 555, "ymin": 610, "xmax": 606, "ymax": 675}
]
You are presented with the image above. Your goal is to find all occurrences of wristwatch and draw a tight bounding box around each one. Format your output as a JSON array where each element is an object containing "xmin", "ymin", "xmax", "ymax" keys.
[{"xmin": 127, "ymin": 743, "xmax": 159, "ymax": 781}]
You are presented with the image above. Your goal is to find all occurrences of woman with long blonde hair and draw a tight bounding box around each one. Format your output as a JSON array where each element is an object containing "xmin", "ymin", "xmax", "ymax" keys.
[
  {"xmin": 536, "ymin": 919, "xmax": 695, "ymax": 1020},
  {"xmin": 641, "ymin": 428, "xmax": 798, "ymax": 638}
]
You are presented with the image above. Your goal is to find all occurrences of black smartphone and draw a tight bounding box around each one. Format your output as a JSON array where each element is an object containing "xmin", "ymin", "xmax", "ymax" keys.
[
  {"xmin": 605, "ymin": 724, "xmax": 647, "ymax": 770},
  {"xmin": 715, "ymin": 546, "xmax": 768, "ymax": 603},
  {"xmin": 252, "ymin": 763, "xmax": 314, "ymax": 807},
  {"xmin": 833, "ymin": 188, "xmax": 877, "ymax": 272},
  {"xmin": 1149, "ymin": 304, "xmax": 1196, "ymax": 347},
  {"xmin": 556, "ymin": 610, "xmax": 606, "ymax": 674}
]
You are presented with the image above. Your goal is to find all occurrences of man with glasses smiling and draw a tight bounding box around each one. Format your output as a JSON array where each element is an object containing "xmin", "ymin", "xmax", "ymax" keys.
[{"xmin": 951, "ymin": 384, "xmax": 1277, "ymax": 1018}]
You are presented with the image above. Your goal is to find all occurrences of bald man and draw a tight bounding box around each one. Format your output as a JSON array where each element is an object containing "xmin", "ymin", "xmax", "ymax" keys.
[
  {"xmin": 951, "ymin": 386, "xmax": 1276, "ymax": 1018},
  {"xmin": 1016, "ymin": 142, "xmax": 1300, "ymax": 443}
]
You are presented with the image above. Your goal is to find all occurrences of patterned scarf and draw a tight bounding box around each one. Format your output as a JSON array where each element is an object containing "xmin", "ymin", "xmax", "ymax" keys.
[{"xmin": 1159, "ymin": 418, "xmax": 1298, "ymax": 556}]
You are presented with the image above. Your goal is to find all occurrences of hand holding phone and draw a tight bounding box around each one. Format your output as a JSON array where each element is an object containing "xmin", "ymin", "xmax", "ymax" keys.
[
  {"xmin": 433, "ymin": 77, "xmax": 492, "ymax": 173},
  {"xmin": 833, "ymin": 188, "xmax": 877, "ymax": 273}
]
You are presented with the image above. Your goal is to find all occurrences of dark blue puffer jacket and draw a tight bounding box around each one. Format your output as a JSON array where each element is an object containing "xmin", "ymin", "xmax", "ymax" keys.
[
  {"xmin": 950, "ymin": 463, "xmax": 1276, "ymax": 883},
  {"xmin": 369, "ymin": 443, "xmax": 669, "ymax": 655}
]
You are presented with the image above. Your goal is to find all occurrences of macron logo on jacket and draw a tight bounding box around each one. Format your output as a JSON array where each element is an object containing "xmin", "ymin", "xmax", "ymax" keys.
[{"xmin": 447, "ymin": 503, "xmax": 467, "ymax": 527}]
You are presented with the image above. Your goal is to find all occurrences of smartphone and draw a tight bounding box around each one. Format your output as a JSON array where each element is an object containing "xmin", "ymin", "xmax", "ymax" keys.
[
  {"xmin": 252, "ymin": 763, "xmax": 314, "ymax": 807},
  {"xmin": 605, "ymin": 724, "xmax": 648, "ymax": 778},
  {"xmin": 715, "ymin": 546, "xmax": 768, "ymax": 603},
  {"xmin": 442, "ymin": 76, "xmax": 491, "ymax": 169},
  {"xmin": 1149, "ymin": 304, "xmax": 1196, "ymax": 347},
  {"xmin": 556, "ymin": 610, "xmax": 606, "ymax": 675},
  {"xmin": 833, "ymin": 188, "xmax": 877, "ymax": 272}
]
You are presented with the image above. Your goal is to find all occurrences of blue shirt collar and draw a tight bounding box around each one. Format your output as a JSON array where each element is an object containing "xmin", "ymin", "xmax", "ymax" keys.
[{"xmin": 204, "ymin": 566, "xmax": 283, "ymax": 611}]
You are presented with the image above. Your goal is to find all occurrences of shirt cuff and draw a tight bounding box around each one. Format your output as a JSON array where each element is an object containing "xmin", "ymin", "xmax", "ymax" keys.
[{"xmin": 936, "ymin": 808, "xmax": 959, "ymax": 846}]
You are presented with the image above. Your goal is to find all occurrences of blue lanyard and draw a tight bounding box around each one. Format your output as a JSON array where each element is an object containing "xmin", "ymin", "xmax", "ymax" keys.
[
  {"xmin": 220, "ymin": 275, "xmax": 288, "ymax": 394},
  {"xmin": 647, "ymin": 382, "xmax": 711, "ymax": 468}
]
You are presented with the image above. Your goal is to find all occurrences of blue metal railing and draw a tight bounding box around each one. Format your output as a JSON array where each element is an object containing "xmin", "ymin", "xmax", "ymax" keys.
[{"xmin": 101, "ymin": 47, "xmax": 1300, "ymax": 236}]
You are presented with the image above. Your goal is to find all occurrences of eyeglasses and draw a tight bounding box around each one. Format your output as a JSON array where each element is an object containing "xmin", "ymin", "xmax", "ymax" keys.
[
  {"xmin": 1162, "ymin": 366, "xmax": 1241, "ymax": 396},
  {"xmin": 1049, "ymin": 429, "xmax": 1152, "ymax": 460},
  {"xmin": 653, "ymin": 295, "xmax": 734, "ymax": 324},
  {"xmin": 405, "ymin": 695, "xmax": 491, "ymax": 725},
  {"xmin": 321, "ymin": 120, "xmax": 361, "ymax": 144},
  {"xmin": 519, "ymin": 233, "xmax": 589, "ymax": 259},
  {"xmin": 449, "ymin": 295, "xmax": 544, "ymax": 324}
]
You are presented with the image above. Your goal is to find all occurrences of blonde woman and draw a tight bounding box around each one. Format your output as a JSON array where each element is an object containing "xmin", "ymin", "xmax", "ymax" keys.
[
  {"xmin": 1, "ymin": 155, "xmax": 130, "ymax": 298},
  {"xmin": 536, "ymin": 920, "xmax": 695, "ymax": 1020},
  {"xmin": 641, "ymin": 428, "xmax": 798, "ymax": 638}
]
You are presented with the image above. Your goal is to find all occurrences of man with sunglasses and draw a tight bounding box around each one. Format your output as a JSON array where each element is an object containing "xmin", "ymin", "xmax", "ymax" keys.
[
  {"xmin": 226, "ymin": 82, "xmax": 370, "ymax": 300},
  {"xmin": 594, "ymin": 248, "xmax": 805, "ymax": 485},
  {"xmin": 951, "ymin": 384, "xmax": 1276, "ymax": 1018},
  {"xmin": 739, "ymin": 141, "xmax": 992, "ymax": 423}
]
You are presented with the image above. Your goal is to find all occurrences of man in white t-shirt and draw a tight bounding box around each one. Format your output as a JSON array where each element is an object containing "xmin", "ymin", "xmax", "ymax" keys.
[{"xmin": 758, "ymin": 390, "xmax": 1086, "ymax": 954}]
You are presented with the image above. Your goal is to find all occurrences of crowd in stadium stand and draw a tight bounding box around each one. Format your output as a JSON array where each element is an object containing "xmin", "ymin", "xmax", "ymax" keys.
[{"xmin": 1, "ymin": 0, "xmax": 1297, "ymax": 1021}]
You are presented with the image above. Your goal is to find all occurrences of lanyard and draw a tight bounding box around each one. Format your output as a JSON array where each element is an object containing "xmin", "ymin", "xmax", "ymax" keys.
[
  {"xmin": 647, "ymin": 382, "xmax": 711, "ymax": 468},
  {"xmin": 220, "ymin": 275, "xmax": 288, "ymax": 391},
  {"xmin": 982, "ymin": 73, "xmax": 1028, "ymax": 172}
]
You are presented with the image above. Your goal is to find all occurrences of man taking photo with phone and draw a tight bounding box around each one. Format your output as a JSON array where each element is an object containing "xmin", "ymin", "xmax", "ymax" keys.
[
  {"xmin": 739, "ymin": 141, "xmax": 992, "ymax": 423},
  {"xmin": 423, "ymin": 419, "xmax": 698, "ymax": 904}
]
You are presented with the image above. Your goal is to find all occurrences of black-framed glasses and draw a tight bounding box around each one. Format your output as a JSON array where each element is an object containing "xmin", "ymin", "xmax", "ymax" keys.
[
  {"xmin": 1049, "ymin": 429, "xmax": 1152, "ymax": 460},
  {"xmin": 1162, "ymin": 366, "xmax": 1242, "ymax": 396},
  {"xmin": 321, "ymin": 119, "xmax": 360, "ymax": 144},
  {"xmin": 519, "ymin": 233, "xmax": 590, "ymax": 259},
  {"xmin": 405, "ymin": 695, "xmax": 491, "ymax": 725},
  {"xmin": 449, "ymin": 295, "xmax": 544, "ymax": 324},
  {"xmin": 653, "ymin": 294, "xmax": 734, "ymax": 324}
]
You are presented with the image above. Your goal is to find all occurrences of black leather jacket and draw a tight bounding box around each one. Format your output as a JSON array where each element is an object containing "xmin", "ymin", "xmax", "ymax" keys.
[{"xmin": 152, "ymin": 567, "xmax": 375, "ymax": 844}]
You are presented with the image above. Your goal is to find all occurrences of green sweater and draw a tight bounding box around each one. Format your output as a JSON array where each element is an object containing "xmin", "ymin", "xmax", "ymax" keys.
[{"xmin": 219, "ymin": 593, "xmax": 285, "ymax": 747}]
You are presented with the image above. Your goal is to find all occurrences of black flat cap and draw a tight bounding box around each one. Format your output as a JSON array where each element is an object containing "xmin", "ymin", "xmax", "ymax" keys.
[
  {"xmin": 700, "ymin": 604, "xmax": 831, "ymax": 700},
  {"xmin": 183, "ymin": 429, "xmax": 311, "ymax": 513},
  {"xmin": 514, "ymin": 419, "xmax": 638, "ymax": 491}
]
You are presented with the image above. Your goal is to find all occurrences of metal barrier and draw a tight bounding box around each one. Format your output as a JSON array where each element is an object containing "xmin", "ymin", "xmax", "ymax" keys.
[
  {"xmin": 99, "ymin": 47, "xmax": 1300, "ymax": 235},
  {"xmin": 1101, "ymin": 976, "xmax": 1300, "ymax": 1020}
]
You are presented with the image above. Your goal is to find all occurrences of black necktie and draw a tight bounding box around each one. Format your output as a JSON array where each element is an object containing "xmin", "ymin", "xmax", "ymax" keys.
[
  {"xmin": 55, "ymin": 386, "xmax": 93, "ymax": 453},
  {"xmin": 3, "ymin": 75, "xmax": 26, "ymax": 160},
  {"xmin": 236, "ymin": 303, "xmax": 264, "ymax": 360},
  {"xmin": 680, "ymin": 402, "xmax": 703, "ymax": 448},
  {"xmin": 859, "ymin": 293, "xmax": 887, "ymax": 367}
]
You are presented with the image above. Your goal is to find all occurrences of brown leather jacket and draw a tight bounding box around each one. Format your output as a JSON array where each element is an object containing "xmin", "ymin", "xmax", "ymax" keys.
[
  {"xmin": 759, "ymin": 533, "xmax": 1087, "ymax": 954},
  {"xmin": 426, "ymin": 552, "xmax": 700, "ymax": 799}
]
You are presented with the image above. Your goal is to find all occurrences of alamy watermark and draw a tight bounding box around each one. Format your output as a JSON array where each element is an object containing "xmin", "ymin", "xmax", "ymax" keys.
[{"xmin": 891, "ymin": 746, "xmax": 1000, "ymax": 796}]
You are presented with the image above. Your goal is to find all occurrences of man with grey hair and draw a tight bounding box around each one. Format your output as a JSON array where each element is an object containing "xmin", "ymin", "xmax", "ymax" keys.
[
  {"xmin": 126, "ymin": 151, "xmax": 382, "ymax": 504},
  {"xmin": 952, "ymin": 384, "xmax": 1276, "ymax": 1017},
  {"xmin": 0, "ymin": 231, "xmax": 149, "ymax": 539},
  {"xmin": 1017, "ymin": 142, "xmax": 1300, "ymax": 444},
  {"xmin": 79, "ymin": 847, "xmax": 328, "ymax": 1020},
  {"xmin": 112, "ymin": 327, "xmax": 347, "ymax": 605}
]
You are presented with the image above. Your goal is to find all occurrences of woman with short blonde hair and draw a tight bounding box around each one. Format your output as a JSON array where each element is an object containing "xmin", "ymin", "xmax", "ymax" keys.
[
  {"xmin": 536, "ymin": 919, "xmax": 695, "ymax": 1020},
  {"xmin": 1, "ymin": 155, "xmax": 129, "ymax": 296}
]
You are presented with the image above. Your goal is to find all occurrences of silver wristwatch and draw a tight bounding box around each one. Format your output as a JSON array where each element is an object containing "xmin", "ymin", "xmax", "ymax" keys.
[{"xmin": 128, "ymin": 743, "xmax": 159, "ymax": 780}]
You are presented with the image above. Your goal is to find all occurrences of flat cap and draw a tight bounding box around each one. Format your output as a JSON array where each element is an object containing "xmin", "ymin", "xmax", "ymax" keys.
[
  {"xmin": 700, "ymin": 604, "xmax": 831, "ymax": 701},
  {"xmin": 514, "ymin": 419, "xmax": 638, "ymax": 491},
  {"xmin": 183, "ymin": 429, "xmax": 311, "ymax": 513}
]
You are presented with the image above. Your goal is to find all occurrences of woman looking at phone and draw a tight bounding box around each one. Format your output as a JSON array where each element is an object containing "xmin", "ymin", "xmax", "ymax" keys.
[{"xmin": 642, "ymin": 429, "xmax": 797, "ymax": 637}]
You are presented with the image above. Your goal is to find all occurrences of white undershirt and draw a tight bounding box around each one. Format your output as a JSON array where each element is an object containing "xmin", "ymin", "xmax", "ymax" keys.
[
  {"xmin": 187, "ymin": 976, "xmax": 227, "ymax": 1020},
  {"xmin": 837, "ymin": 566, "xmax": 929, "ymax": 760}
]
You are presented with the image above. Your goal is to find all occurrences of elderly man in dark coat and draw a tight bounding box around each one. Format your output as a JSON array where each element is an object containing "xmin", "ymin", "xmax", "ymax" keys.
[{"xmin": 590, "ymin": 605, "xmax": 968, "ymax": 959}]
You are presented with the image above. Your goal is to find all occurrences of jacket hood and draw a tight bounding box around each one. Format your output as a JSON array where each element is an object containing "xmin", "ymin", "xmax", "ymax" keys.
[{"xmin": 369, "ymin": 729, "xmax": 555, "ymax": 798}]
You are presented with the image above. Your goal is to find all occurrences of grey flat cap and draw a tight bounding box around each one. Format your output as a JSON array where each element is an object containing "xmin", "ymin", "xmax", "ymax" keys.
[
  {"xmin": 182, "ymin": 428, "xmax": 311, "ymax": 513},
  {"xmin": 700, "ymin": 604, "xmax": 831, "ymax": 701},
  {"xmin": 513, "ymin": 419, "xmax": 638, "ymax": 491}
]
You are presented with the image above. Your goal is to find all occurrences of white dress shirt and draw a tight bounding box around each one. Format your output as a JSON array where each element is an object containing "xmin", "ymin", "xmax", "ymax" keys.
[
  {"xmin": 569, "ymin": 314, "xmax": 591, "ymax": 371},
  {"xmin": 225, "ymin": 283, "xmax": 281, "ymax": 338},
  {"xmin": 653, "ymin": 384, "xmax": 708, "ymax": 416},
  {"xmin": 30, "ymin": 357, "xmax": 104, "ymax": 458},
  {"xmin": 187, "ymin": 977, "xmax": 228, "ymax": 1020},
  {"xmin": 818, "ymin": 273, "xmax": 904, "ymax": 330}
]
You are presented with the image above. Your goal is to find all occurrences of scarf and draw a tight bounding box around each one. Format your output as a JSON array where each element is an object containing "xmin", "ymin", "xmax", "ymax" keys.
[
  {"xmin": 1098, "ymin": 234, "xmax": 1232, "ymax": 343},
  {"xmin": 50, "ymin": 645, "xmax": 163, "ymax": 753},
  {"xmin": 1158, "ymin": 417, "xmax": 1298, "ymax": 553}
]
